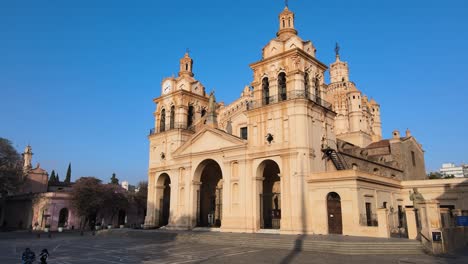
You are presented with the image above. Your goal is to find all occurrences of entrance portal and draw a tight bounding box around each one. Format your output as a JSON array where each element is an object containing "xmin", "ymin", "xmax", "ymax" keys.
[
  {"xmin": 259, "ymin": 160, "xmax": 281, "ymax": 229},
  {"xmin": 156, "ymin": 173, "xmax": 171, "ymax": 227},
  {"xmin": 58, "ymin": 208, "xmax": 68, "ymax": 228},
  {"xmin": 197, "ymin": 160, "xmax": 223, "ymax": 227},
  {"xmin": 327, "ymin": 192, "xmax": 343, "ymax": 234}
]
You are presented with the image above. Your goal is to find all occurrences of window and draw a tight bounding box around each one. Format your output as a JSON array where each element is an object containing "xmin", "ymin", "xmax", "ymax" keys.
[
  {"xmin": 278, "ymin": 72, "xmax": 287, "ymax": 101},
  {"xmin": 411, "ymin": 151, "xmax": 416, "ymax": 166},
  {"xmin": 398, "ymin": 205, "xmax": 404, "ymax": 228},
  {"xmin": 240, "ymin": 127, "xmax": 248, "ymax": 140},
  {"xmin": 304, "ymin": 72, "xmax": 310, "ymax": 96},
  {"xmin": 170, "ymin": 105, "xmax": 175, "ymax": 129},
  {"xmin": 187, "ymin": 105, "xmax": 194, "ymax": 127},
  {"xmin": 262, "ymin": 77, "xmax": 270, "ymax": 105},
  {"xmin": 365, "ymin": 202, "xmax": 372, "ymax": 226},
  {"xmin": 160, "ymin": 109, "xmax": 166, "ymax": 132},
  {"xmin": 201, "ymin": 108, "xmax": 206, "ymax": 117}
]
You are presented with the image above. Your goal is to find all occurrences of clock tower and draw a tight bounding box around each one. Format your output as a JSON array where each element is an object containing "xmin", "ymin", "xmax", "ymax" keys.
[{"xmin": 148, "ymin": 52, "xmax": 210, "ymax": 169}]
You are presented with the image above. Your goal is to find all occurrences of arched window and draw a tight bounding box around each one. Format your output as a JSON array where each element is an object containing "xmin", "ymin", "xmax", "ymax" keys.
[
  {"xmin": 201, "ymin": 108, "xmax": 206, "ymax": 117},
  {"xmin": 262, "ymin": 77, "xmax": 270, "ymax": 105},
  {"xmin": 304, "ymin": 72, "xmax": 310, "ymax": 97},
  {"xmin": 170, "ymin": 105, "xmax": 175, "ymax": 129},
  {"xmin": 187, "ymin": 105, "xmax": 194, "ymax": 127},
  {"xmin": 288, "ymin": 18, "xmax": 291, "ymax": 27},
  {"xmin": 185, "ymin": 63, "xmax": 188, "ymax": 71},
  {"xmin": 278, "ymin": 72, "xmax": 287, "ymax": 101},
  {"xmin": 160, "ymin": 109, "xmax": 166, "ymax": 132},
  {"xmin": 314, "ymin": 77, "xmax": 320, "ymax": 98},
  {"xmin": 282, "ymin": 19, "xmax": 285, "ymax": 28}
]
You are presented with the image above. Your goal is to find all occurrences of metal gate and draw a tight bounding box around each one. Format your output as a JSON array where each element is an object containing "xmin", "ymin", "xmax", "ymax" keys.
[{"xmin": 260, "ymin": 193, "xmax": 281, "ymax": 229}]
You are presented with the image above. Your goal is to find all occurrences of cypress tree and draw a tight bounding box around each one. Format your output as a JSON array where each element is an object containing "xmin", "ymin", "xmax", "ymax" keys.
[
  {"xmin": 56, "ymin": 173, "xmax": 60, "ymax": 183},
  {"xmin": 65, "ymin": 163, "xmax": 72, "ymax": 183},
  {"xmin": 49, "ymin": 170, "xmax": 56, "ymax": 183}
]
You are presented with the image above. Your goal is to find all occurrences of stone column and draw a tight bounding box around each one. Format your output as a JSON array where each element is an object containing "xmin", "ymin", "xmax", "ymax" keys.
[
  {"xmin": 191, "ymin": 181, "xmax": 202, "ymax": 228},
  {"xmin": 254, "ymin": 177, "xmax": 264, "ymax": 230},
  {"xmin": 144, "ymin": 180, "xmax": 157, "ymax": 229},
  {"xmin": 377, "ymin": 208, "xmax": 390, "ymax": 238},
  {"xmin": 418, "ymin": 200, "xmax": 445, "ymax": 254},
  {"xmin": 405, "ymin": 208, "xmax": 418, "ymax": 240}
]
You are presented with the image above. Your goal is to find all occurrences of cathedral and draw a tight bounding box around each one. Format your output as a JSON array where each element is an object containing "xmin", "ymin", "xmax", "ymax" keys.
[{"xmin": 144, "ymin": 5, "xmax": 467, "ymax": 246}]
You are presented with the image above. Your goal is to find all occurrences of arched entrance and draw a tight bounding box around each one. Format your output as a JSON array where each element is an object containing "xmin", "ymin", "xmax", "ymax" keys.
[
  {"xmin": 156, "ymin": 173, "xmax": 171, "ymax": 227},
  {"xmin": 58, "ymin": 208, "xmax": 68, "ymax": 228},
  {"xmin": 327, "ymin": 192, "xmax": 343, "ymax": 234},
  {"xmin": 195, "ymin": 159, "xmax": 223, "ymax": 227},
  {"xmin": 118, "ymin": 210, "xmax": 126, "ymax": 226},
  {"xmin": 258, "ymin": 160, "xmax": 281, "ymax": 229}
]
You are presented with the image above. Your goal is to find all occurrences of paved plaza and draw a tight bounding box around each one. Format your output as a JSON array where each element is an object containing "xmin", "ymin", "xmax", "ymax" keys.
[{"xmin": 0, "ymin": 231, "xmax": 466, "ymax": 264}]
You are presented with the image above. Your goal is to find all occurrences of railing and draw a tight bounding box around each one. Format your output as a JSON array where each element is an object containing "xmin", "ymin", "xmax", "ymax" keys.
[
  {"xmin": 322, "ymin": 139, "xmax": 338, "ymax": 150},
  {"xmin": 247, "ymin": 90, "xmax": 332, "ymax": 110},
  {"xmin": 149, "ymin": 122, "xmax": 195, "ymax": 135}
]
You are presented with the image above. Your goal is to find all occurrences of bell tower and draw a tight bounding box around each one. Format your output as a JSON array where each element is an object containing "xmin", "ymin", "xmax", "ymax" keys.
[
  {"xmin": 22, "ymin": 145, "xmax": 33, "ymax": 175},
  {"xmin": 329, "ymin": 43, "xmax": 349, "ymax": 83},
  {"xmin": 277, "ymin": 5, "xmax": 297, "ymax": 40},
  {"xmin": 179, "ymin": 52, "xmax": 194, "ymax": 77}
]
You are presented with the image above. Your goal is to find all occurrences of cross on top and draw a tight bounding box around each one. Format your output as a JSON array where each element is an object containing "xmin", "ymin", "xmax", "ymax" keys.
[
  {"xmin": 186, "ymin": 48, "xmax": 190, "ymax": 54},
  {"xmin": 285, "ymin": 0, "xmax": 289, "ymax": 7}
]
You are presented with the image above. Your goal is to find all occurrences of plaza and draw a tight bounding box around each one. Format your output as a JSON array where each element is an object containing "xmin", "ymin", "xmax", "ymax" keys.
[{"xmin": 1, "ymin": 230, "xmax": 467, "ymax": 264}]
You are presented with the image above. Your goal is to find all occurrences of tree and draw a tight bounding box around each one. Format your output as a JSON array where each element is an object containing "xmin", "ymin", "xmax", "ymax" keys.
[
  {"xmin": 110, "ymin": 173, "xmax": 119, "ymax": 185},
  {"xmin": 0, "ymin": 138, "xmax": 22, "ymax": 196},
  {"xmin": 133, "ymin": 181, "xmax": 148, "ymax": 215},
  {"xmin": 49, "ymin": 170, "xmax": 56, "ymax": 183},
  {"xmin": 65, "ymin": 163, "xmax": 72, "ymax": 183},
  {"xmin": 71, "ymin": 177, "xmax": 105, "ymax": 230},
  {"xmin": 56, "ymin": 173, "xmax": 60, "ymax": 183},
  {"xmin": 102, "ymin": 184, "xmax": 128, "ymax": 226},
  {"xmin": 427, "ymin": 172, "xmax": 455, "ymax": 179}
]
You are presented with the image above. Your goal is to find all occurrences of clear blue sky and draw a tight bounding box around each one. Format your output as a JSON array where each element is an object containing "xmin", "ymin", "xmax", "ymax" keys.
[{"xmin": 1, "ymin": 0, "xmax": 467, "ymax": 184}]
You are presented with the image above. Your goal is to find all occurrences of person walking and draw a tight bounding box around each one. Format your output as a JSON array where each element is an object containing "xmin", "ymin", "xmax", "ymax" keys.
[
  {"xmin": 21, "ymin": 248, "xmax": 36, "ymax": 264},
  {"xmin": 39, "ymin": 249, "xmax": 49, "ymax": 264}
]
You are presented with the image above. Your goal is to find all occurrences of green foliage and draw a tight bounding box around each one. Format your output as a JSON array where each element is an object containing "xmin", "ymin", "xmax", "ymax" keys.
[
  {"xmin": 130, "ymin": 181, "xmax": 148, "ymax": 214},
  {"xmin": 71, "ymin": 177, "xmax": 104, "ymax": 229},
  {"xmin": 102, "ymin": 184, "xmax": 128, "ymax": 223},
  {"xmin": 72, "ymin": 176, "xmax": 133, "ymax": 229},
  {"xmin": 56, "ymin": 173, "xmax": 60, "ymax": 182},
  {"xmin": 0, "ymin": 138, "xmax": 22, "ymax": 195},
  {"xmin": 110, "ymin": 173, "xmax": 119, "ymax": 185},
  {"xmin": 427, "ymin": 172, "xmax": 455, "ymax": 179},
  {"xmin": 65, "ymin": 162, "xmax": 72, "ymax": 183},
  {"xmin": 49, "ymin": 170, "xmax": 56, "ymax": 183}
]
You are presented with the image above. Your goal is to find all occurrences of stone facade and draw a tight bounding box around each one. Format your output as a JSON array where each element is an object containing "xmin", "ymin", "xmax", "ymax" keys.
[{"xmin": 145, "ymin": 5, "xmax": 467, "ymax": 246}]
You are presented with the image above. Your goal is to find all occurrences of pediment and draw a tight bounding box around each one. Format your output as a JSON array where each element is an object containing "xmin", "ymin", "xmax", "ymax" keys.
[{"xmin": 173, "ymin": 127, "xmax": 246, "ymax": 157}]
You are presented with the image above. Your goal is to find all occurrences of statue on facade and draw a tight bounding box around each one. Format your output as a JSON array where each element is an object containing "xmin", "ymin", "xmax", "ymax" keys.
[
  {"xmin": 409, "ymin": 187, "xmax": 425, "ymax": 206},
  {"xmin": 207, "ymin": 91, "xmax": 216, "ymax": 114}
]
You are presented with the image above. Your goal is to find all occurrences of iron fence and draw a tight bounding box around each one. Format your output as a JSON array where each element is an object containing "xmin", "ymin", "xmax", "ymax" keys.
[
  {"xmin": 248, "ymin": 90, "xmax": 332, "ymax": 110},
  {"xmin": 149, "ymin": 122, "xmax": 195, "ymax": 135}
]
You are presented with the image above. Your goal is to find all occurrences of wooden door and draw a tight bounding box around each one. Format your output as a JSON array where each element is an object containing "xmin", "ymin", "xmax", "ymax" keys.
[{"xmin": 327, "ymin": 192, "xmax": 343, "ymax": 234}]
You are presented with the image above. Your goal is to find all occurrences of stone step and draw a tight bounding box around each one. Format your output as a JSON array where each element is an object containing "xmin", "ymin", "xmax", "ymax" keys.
[{"xmin": 98, "ymin": 229, "xmax": 425, "ymax": 255}]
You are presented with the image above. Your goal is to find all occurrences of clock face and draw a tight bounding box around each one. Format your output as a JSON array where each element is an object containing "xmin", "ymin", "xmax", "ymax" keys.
[{"xmin": 163, "ymin": 80, "xmax": 172, "ymax": 95}]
